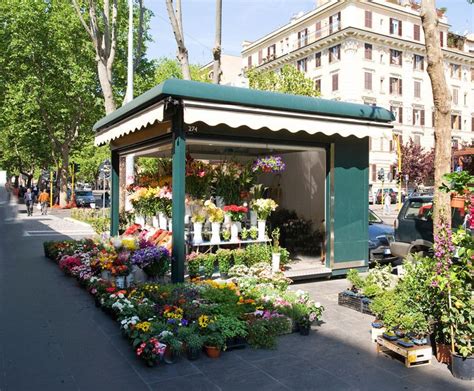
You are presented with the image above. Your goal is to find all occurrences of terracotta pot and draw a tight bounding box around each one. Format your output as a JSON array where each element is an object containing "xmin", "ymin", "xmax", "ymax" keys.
[
  {"xmin": 436, "ymin": 343, "xmax": 452, "ymax": 365},
  {"xmin": 451, "ymin": 196, "xmax": 465, "ymax": 209},
  {"xmin": 204, "ymin": 345, "xmax": 221, "ymax": 359}
]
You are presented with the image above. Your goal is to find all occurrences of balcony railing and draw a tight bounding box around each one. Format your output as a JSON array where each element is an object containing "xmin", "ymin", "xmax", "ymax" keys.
[{"xmin": 293, "ymin": 21, "xmax": 342, "ymax": 51}]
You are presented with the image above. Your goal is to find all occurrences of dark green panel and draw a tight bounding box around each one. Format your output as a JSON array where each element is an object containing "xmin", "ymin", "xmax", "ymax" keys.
[
  {"xmin": 333, "ymin": 137, "xmax": 369, "ymax": 265},
  {"xmin": 110, "ymin": 149, "xmax": 119, "ymax": 236},
  {"xmin": 171, "ymin": 112, "xmax": 186, "ymax": 283}
]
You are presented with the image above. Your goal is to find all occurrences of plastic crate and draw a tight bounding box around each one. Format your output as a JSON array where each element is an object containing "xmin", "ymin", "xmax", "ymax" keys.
[{"xmin": 338, "ymin": 291, "xmax": 373, "ymax": 315}]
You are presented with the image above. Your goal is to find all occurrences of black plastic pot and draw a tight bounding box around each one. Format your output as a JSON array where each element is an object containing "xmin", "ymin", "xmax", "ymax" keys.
[
  {"xmin": 186, "ymin": 348, "xmax": 200, "ymax": 361},
  {"xmin": 299, "ymin": 325, "xmax": 310, "ymax": 336},
  {"xmin": 451, "ymin": 353, "xmax": 474, "ymax": 380}
]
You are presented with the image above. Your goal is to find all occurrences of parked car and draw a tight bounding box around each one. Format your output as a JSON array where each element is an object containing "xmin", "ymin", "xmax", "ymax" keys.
[
  {"xmin": 375, "ymin": 188, "xmax": 397, "ymax": 204},
  {"xmin": 368, "ymin": 209, "xmax": 397, "ymax": 264},
  {"xmin": 390, "ymin": 195, "xmax": 464, "ymax": 258},
  {"xmin": 74, "ymin": 191, "xmax": 96, "ymax": 208}
]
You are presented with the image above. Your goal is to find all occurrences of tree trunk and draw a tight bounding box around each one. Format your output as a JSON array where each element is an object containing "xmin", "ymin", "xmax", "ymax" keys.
[
  {"xmin": 98, "ymin": 59, "xmax": 116, "ymax": 114},
  {"xmin": 420, "ymin": 0, "xmax": 451, "ymax": 234},
  {"xmin": 212, "ymin": 0, "xmax": 222, "ymax": 84},
  {"xmin": 59, "ymin": 150, "xmax": 70, "ymax": 207},
  {"xmin": 165, "ymin": 0, "xmax": 191, "ymax": 80}
]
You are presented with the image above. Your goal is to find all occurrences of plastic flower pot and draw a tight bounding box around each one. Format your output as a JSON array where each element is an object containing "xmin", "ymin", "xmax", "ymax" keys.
[
  {"xmin": 271, "ymin": 252, "xmax": 280, "ymax": 273},
  {"xmin": 193, "ymin": 222, "xmax": 203, "ymax": 244},
  {"xmin": 186, "ymin": 348, "xmax": 201, "ymax": 361},
  {"xmin": 257, "ymin": 220, "xmax": 266, "ymax": 241},
  {"xmin": 299, "ymin": 325, "xmax": 310, "ymax": 336},
  {"xmin": 204, "ymin": 346, "xmax": 221, "ymax": 359},
  {"xmin": 230, "ymin": 222, "xmax": 239, "ymax": 242},
  {"xmin": 451, "ymin": 353, "xmax": 474, "ymax": 380},
  {"xmin": 210, "ymin": 222, "xmax": 221, "ymax": 244}
]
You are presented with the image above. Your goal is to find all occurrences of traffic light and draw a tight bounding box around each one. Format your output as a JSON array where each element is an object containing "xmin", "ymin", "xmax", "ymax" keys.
[
  {"xmin": 377, "ymin": 168, "xmax": 385, "ymax": 181},
  {"xmin": 71, "ymin": 162, "xmax": 80, "ymax": 173}
]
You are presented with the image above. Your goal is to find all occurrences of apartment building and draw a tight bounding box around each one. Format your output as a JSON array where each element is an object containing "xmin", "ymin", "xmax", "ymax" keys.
[{"xmin": 241, "ymin": 0, "xmax": 474, "ymax": 190}]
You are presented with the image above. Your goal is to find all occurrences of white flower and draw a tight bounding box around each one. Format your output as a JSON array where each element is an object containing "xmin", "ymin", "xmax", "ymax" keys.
[{"xmin": 315, "ymin": 302, "xmax": 321, "ymax": 308}]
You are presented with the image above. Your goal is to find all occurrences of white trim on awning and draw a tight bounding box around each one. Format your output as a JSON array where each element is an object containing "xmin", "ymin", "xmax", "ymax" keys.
[
  {"xmin": 183, "ymin": 100, "xmax": 393, "ymax": 139},
  {"xmin": 94, "ymin": 102, "xmax": 165, "ymax": 146}
]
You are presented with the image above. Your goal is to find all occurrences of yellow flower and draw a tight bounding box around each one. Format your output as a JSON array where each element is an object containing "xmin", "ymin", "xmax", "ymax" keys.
[{"xmin": 135, "ymin": 321, "xmax": 151, "ymax": 333}]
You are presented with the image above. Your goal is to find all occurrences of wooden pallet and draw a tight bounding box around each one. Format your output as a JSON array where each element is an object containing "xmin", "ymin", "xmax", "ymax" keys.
[{"xmin": 376, "ymin": 336, "xmax": 432, "ymax": 368}]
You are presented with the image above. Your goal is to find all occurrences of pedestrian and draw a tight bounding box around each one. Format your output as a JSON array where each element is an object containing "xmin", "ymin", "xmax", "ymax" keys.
[
  {"xmin": 38, "ymin": 189, "xmax": 49, "ymax": 215},
  {"xmin": 383, "ymin": 191, "xmax": 391, "ymax": 215},
  {"xmin": 24, "ymin": 188, "xmax": 35, "ymax": 216}
]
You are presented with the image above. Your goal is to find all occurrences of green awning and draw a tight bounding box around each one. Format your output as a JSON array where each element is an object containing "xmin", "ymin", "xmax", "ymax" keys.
[{"xmin": 93, "ymin": 79, "xmax": 394, "ymax": 133}]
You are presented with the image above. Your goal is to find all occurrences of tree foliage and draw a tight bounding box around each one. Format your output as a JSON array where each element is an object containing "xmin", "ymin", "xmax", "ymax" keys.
[
  {"xmin": 398, "ymin": 139, "xmax": 435, "ymax": 186},
  {"xmin": 247, "ymin": 65, "xmax": 319, "ymax": 97}
]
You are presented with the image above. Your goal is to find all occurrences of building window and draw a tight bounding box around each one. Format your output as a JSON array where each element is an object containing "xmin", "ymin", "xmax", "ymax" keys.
[
  {"xmin": 364, "ymin": 72, "xmax": 373, "ymax": 91},
  {"xmin": 315, "ymin": 52, "xmax": 321, "ymax": 68},
  {"xmin": 258, "ymin": 49, "xmax": 262, "ymax": 65},
  {"xmin": 440, "ymin": 31, "xmax": 444, "ymax": 47},
  {"xmin": 332, "ymin": 73, "xmax": 339, "ymax": 91},
  {"xmin": 329, "ymin": 44, "xmax": 341, "ymax": 63},
  {"xmin": 364, "ymin": 43, "xmax": 372, "ymax": 60},
  {"xmin": 413, "ymin": 54, "xmax": 424, "ymax": 70},
  {"xmin": 391, "ymin": 106, "xmax": 403, "ymax": 124},
  {"xmin": 297, "ymin": 58, "xmax": 307, "ymax": 73},
  {"xmin": 452, "ymin": 87, "xmax": 459, "ymax": 105},
  {"xmin": 371, "ymin": 164, "xmax": 377, "ymax": 182},
  {"xmin": 298, "ymin": 29, "xmax": 308, "ymax": 48},
  {"xmin": 452, "ymin": 139, "xmax": 459, "ymax": 149},
  {"xmin": 413, "ymin": 108, "xmax": 425, "ymax": 126},
  {"xmin": 414, "ymin": 135, "xmax": 421, "ymax": 146},
  {"xmin": 389, "ymin": 77, "xmax": 402, "ymax": 95},
  {"xmin": 414, "ymin": 24, "xmax": 420, "ymax": 41},
  {"xmin": 390, "ymin": 18, "xmax": 402, "ymax": 36},
  {"xmin": 365, "ymin": 10, "xmax": 372, "ymax": 28},
  {"xmin": 267, "ymin": 44, "xmax": 276, "ymax": 60},
  {"xmin": 314, "ymin": 78, "xmax": 321, "ymax": 94},
  {"xmin": 451, "ymin": 114, "xmax": 462, "ymax": 130},
  {"xmin": 414, "ymin": 81, "xmax": 421, "ymax": 98},
  {"xmin": 315, "ymin": 21, "xmax": 322, "ymax": 38},
  {"xmin": 450, "ymin": 63, "xmax": 461, "ymax": 79},
  {"xmin": 471, "ymin": 117, "xmax": 474, "ymax": 132},
  {"xmin": 247, "ymin": 56, "xmax": 252, "ymax": 68},
  {"xmin": 329, "ymin": 12, "xmax": 341, "ymax": 34},
  {"xmin": 390, "ymin": 49, "xmax": 402, "ymax": 66}
]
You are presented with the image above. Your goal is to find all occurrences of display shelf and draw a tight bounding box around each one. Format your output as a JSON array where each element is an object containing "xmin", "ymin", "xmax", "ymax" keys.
[{"xmin": 187, "ymin": 238, "xmax": 271, "ymax": 247}]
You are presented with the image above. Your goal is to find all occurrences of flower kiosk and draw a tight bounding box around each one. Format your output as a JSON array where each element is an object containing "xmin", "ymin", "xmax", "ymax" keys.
[{"xmin": 94, "ymin": 79, "xmax": 394, "ymax": 283}]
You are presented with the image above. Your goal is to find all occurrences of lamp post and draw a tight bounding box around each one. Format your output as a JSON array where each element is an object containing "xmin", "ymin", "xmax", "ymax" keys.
[{"xmin": 99, "ymin": 159, "xmax": 111, "ymax": 216}]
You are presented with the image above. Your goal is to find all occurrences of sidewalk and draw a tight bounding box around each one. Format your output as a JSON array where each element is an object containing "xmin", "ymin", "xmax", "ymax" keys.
[{"xmin": 0, "ymin": 194, "xmax": 471, "ymax": 390}]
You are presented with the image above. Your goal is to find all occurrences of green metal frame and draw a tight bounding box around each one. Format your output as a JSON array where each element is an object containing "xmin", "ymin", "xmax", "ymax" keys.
[
  {"xmin": 171, "ymin": 104, "xmax": 186, "ymax": 283},
  {"xmin": 110, "ymin": 149, "xmax": 120, "ymax": 236}
]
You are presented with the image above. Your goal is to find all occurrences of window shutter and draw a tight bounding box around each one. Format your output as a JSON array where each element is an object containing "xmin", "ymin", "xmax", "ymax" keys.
[
  {"xmin": 432, "ymin": 111, "xmax": 435, "ymax": 127},
  {"xmin": 258, "ymin": 50, "xmax": 262, "ymax": 64},
  {"xmin": 421, "ymin": 57, "xmax": 424, "ymax": 70},
  {"xmin": 414, "ymin": 24, "xmax": 420, "ymax": 41},
  {"xmin": 332, "ymin": 73, "xmax": 338, "ymax": 91},
  {"xmin": 472, "ymin": 117, "xmax": 474, "ymax": 132},
  {"xmin": 413, "ymin": 109, "xmax": 416, "ymax": 125},
  {"xmin": 337, "ymin": 12, "xmax": 341, "ymax": 30},
  {"xmin": 399, "ymin": 79, "xmax": 402, "ymax": 95},
  {"xmin": 439, "ymin": 31, "xmax": 444, "ymax": 46},
  {"xmin": 365, "ymin": 11, "xmax": 372, "ymax": 28},
  {"xmin": 389, "ymin": 78, "xmax": 393, "ymax": 94},
  {"xmin": 315, "ymin": 21, "xmax": 321, "ymax": 38},
  {"xmin": 390, "ymin": 18, "xmax": 393, "ymax": 34},
  {"xmin": 399, "ymin": 107, "xmax": 403, "ymax": 124},
  {"xmin": 329, "ymin": 48, "xmax": 332, "ymax": 63},
  {"xmin": 421, "ymin": 110, "xmax": 425, "ymax": 126},
  {"xmin": 247, "ymin": 56, "xmax": 252, "ymax": 67},
  {"xmin": 329, "ymin": 15, "xmax": 333, "ymax": 34},
  {"xmin": 372, "ymin": 164, "xmax": 377, "ymax": 181},
  {"xmin": 398, "ymin": 20, "xmax": 402, "ymax": 36}
]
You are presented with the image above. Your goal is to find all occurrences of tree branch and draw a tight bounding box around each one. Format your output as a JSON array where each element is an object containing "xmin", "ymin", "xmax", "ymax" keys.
[
  {"xmin": 71, "ymin": 0, "xmax": 93, "ymax": 40},
  {"xmin": 108, "ymin": 0, "xmax": 118, "ymax": 71},
  {"xmin": 134, "ymin": 0, "xmax": 145, "ymax": 70}
]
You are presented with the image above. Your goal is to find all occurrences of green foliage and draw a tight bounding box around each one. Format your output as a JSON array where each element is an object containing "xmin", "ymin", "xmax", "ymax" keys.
[
  {"xmin": 247, "ymin": 318, "xmax": 278, "ymax": 349},
  {"xmin": 232, "ymin": 249, "xmax": 247, "ymax": 266},
  {"xmin": 216, "ymin": 249, "xmax": 232, "ymax": 276},
  {"xmin": 244, "ymin": 244, "xmax": 271, "ymax": 267},
  {"xmin": 346, "ymin": 269, "xmax": 365, "ymax": 291},
  {"xmin": 152, "ymin": 58, "xmax": 207, "ymax": 85},
  {"xmin": 202, "ymin": 254, "xmax": 217, "ymax": 278},
  {"xmin": 71, "ymin": 208, "xmax": 110, "ymax": 234},
  {"xmin": 439, "ymin": 171, "xmax": 474, "ymax": 194},
  {"xmin": 247, "ymin": 65, "xmax": 319, "ymax": 97}
]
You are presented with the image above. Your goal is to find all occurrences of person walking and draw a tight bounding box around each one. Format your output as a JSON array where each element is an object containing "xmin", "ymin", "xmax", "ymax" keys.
[
  {"xmin": 383, "ymin": 191, "xmax": 391, "ymax": 215},
  {"xmin": 38, "ymin": 189, "xmax": 49, "ymax": 215},
  {"xmin": 24, "ymin": 188, "xmax": 35, "ymax": 216}
]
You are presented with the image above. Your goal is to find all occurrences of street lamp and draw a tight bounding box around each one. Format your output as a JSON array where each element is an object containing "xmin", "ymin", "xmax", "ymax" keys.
[{"xmin": 99, "ymin": 159, "xmax": 111, "ymax": 215}]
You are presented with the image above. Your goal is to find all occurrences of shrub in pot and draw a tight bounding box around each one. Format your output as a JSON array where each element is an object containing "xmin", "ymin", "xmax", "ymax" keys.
[
  {"xmin": 216, "ymin": 249, "xmax": 232, "ymax": 278},
  {"xmin": 183, "ymin": 332, "xmax": 204, "ymax": 361},
  {"xmin": 203, "ymin": 254, "xmax": 217, "ymax": 279}
]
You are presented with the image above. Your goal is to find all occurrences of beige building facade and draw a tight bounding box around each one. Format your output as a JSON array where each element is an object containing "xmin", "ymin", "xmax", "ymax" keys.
[{"xmin": 241, "ymin": 0, "xmax": 474, "ymax": 191}]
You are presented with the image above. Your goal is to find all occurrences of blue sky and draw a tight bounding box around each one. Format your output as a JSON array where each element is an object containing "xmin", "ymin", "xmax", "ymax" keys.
[{"xmin": 145, "ymin": 0, "xmax": 474, "ymax": 65}]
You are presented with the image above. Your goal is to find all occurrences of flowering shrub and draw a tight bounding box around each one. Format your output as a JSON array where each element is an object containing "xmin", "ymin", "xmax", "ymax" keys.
[
  {"xmin": 136, "ymin": 337, "xmax": 167, "ymax": 366},
  {"xmin": 58, "ymin": 255, "xmax": 82, "ymax": 274},
  {"xmin": 131, "ymin": 246, "xmax": 170, "ymax": 278},
  {"xmin": 252, "ymin": 156, "xmax": 286, "ymax": 173}
]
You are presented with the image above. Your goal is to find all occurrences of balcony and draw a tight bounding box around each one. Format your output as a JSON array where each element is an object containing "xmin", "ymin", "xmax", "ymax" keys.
[{"xmin": 292, "ymin": 21, "xmax": 342, "ymax": 51}]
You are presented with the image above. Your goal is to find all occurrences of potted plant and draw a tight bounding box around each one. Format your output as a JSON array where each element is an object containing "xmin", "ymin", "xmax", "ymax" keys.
[
  {"xmin": 249, "ymin": 226, "xmax": 258, "ymax": 240},
  {"xmin": 203, "ymin": 253, "xmax": 217, "ymax": 279},
  {"xmin": 205, "ymin": 200, "xmax": 224, "ymax": 244},
  {"xmin": 185, "ymin": 332, "xmax": 204, "ymax": 361},
  {"xmin": 232, "ymin": 248, "xmax": 247, "ymax": 266},
  {"xmin": 191, "ymin": 212, "xmax": 206, "ymax": 244},
  {"xmin": 271, "ymin": 228, "xmax": 281, "ymax": 273},
  {"xmin": 159, "ymin": 331, "xmax": 183, "ymax": 364},
  {"xmin": 439, "ymin": 171, "xmax": 474, "ymax": 209},
  {"xmin": 221, "ymin": 228, "xmax": 231, "ymax": 242},
  {"xmin": 186, "ymin": 252, "xmax": 201, "ymax": 279},
  {"xmin": 135, "ymin": 337, "xmax": 167, "ymax": 367},
  {"xmin": 131, "ymin": 246, "xmax": 171, "ymax": 281},
  {"xmin": 251, "ymin": 198, "xmax": 278, "ymax": 241},
  {"xmin": 241, "ymin": 227, "xmax": 249, "ymax": 240},
  {"xmin": 216, "ymin": 249, "xmax": 232, "ymax": 278}
]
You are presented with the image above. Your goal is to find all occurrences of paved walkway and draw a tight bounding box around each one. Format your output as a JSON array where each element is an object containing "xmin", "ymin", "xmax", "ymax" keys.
[{"xmin": 0, "ymin": 192, "xmax": 472, "ymax": 390}]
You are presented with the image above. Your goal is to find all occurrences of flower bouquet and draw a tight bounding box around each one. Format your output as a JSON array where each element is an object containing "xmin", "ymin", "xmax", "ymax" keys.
[
  {"xmin": 252, "ymin": 156, "xmax": 286, "ymax": 173},
  {"xmin": 251, "ymin": 198, "xmax": 278, "ymax": 220},
  {"xmin": 223, "ymin": 205, "xmax": 248, "ymax": 222}
]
